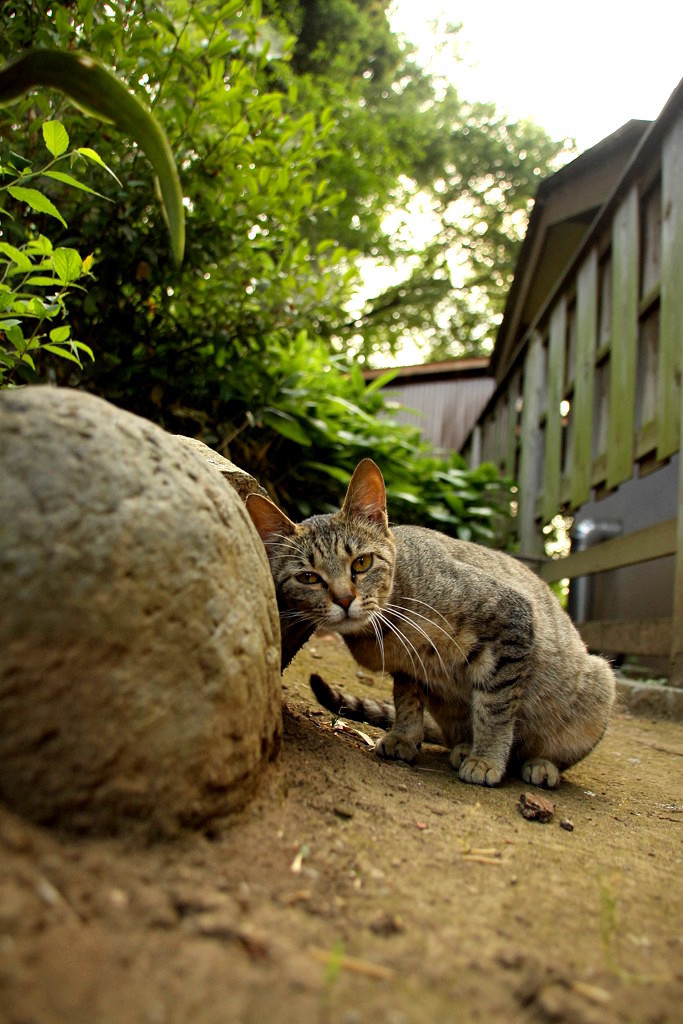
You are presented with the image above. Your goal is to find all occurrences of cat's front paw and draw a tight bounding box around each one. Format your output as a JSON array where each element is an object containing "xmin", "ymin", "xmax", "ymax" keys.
[
  {"xmin": 458, "ymin": 756, "xmax": 504, "ymax": 787},
  {"xmin": 521, "ymin": 759, "xmax": 561, "ymax": 789},
  {"xmin": 375, "ymin": 731, "xmax": 419, "ymax": 764},
  {"xmin": 448, "ymin": 743, "xmax": 472, "ymax": 771}
]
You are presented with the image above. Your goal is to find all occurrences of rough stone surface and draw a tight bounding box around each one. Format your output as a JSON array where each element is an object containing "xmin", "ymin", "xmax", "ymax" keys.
[
  {"xmin": 615, "ymin": 676, "xmax": 683, "ymax": 721},
  {"xmin": 174, "ymin": 437, "xmax": 311, "ymax": 670},
  {"xmin": 174, "ymin": 436, "xmax": 268, "ymax": 502},
  {"xmin": 0, "ymin": 387, "xmax": 281, "ymax": 834}
]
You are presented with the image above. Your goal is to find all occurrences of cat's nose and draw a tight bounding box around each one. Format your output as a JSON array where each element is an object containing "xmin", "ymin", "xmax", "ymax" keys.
[{"xmin": 332, "ymin": 592, "xmax": 354, "ymax": 611}]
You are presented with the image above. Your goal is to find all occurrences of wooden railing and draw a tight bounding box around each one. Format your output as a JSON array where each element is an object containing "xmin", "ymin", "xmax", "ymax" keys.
[{"xmin": 464, "ymin": 96, "xmax": 683, "ymax": 685}]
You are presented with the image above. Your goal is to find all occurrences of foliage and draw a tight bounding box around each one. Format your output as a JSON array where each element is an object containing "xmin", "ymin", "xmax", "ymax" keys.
[
  {"xmin": 263, "ymin": 0, "xmax": 570, "ymax": 360},
  {"xmin": 0, "ymin": 0, "xmax": 521, "ymax": 539},
  {"xmin": 0, "ymin": 48, "xmax": 184, "ymax": 264},
  {"xmin": 221, "ymin": 333, "xmax": 510, "ymax": 544},
  {"xmin": 0, "ymin": 42, "xmax": 183, "ymax": 386},
  {"xmin": 0, "ymin": 119, "xmax": 100, "ymax": 385}
]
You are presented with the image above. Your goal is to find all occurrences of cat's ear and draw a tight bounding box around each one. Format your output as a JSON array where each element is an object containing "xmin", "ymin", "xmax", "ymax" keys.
[
  {"xmin": 246, "ymin": 493, "xmax": 297, "ymax": 553},
  {"xmin": 342, "ymin": 459, "xmax": 388, "ymax": 526}
]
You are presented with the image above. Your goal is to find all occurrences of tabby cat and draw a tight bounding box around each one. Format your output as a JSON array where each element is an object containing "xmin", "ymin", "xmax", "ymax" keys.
[{"xmin": 246, "ymin": 459, "xmax": 616, "ymax": 788}]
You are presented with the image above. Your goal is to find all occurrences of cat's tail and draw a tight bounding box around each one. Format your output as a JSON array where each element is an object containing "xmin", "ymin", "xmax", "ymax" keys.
[{"xmin": 309, "ymin": 674, "xmax": 445, "ymax": 745}]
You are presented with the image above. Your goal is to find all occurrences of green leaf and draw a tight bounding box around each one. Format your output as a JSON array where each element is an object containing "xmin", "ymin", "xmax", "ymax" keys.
[
  {"xmin": 43, "ymin": 170, "xmax": 107, "ymax": 198},
  {"xmin": 26, "ymin": 297, "xmax": 50, "ymax": 317},
  {"xmin": 42, "ymin": 343, "xmax": 83, "ymax": 365},
  {"xmin": 18, "ymin": 351, "xmax": 35, "ymax": 371},
  {"xmin": 42, "ymin": 120, "xmax": 69, "ymax": 157},
  {"xmin": 6, "ymin": 186, "xmax": 67, "ymax": 227},
  {"xmin": 26, "ymin": 235, "xmax": 53, "ymax": 255},
  {"xmin": 52, "ymin": 248, "xmax": 83, "ymax": 285},
  {"xmin": 0, "ymin": 242, "xmax": 32, "ymax": 272},
  {"xmin": 364, "ymin": 369, "xmax": 399, "ymax": 395},
  {"xmin": 24, "ymin": 275, "xmax": 63, "ymax": 286},
  {"xmin": 71, "ymin": 339, "xmax": 94, "ymax": 361},
  {"xmin": 386, "ymin": 489, "xmax": 421, "ymax": 505},
  {"xmin": 302, "ymin": 462, "xmax": 351, "ymax": 485},
  {"xmin": 262, "ymin": 410, "xmax": 311, "ymax": 446},
  {"xmin": 4, "ymin": 324, "xmax": 24, "ymax": 348},
  {"xmin": 76, "ymin": 148, "xmax": 122, "ymax": 186},
  {"xmin": 0, "ymin": 50, "xmax": 184, "ymax": 264},
  {"xmin": 49, "ymin": 325, "xmax": 71, "ymax": 342}
]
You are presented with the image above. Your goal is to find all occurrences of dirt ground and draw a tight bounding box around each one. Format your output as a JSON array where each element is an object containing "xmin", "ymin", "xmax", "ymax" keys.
[{"xmin": 1, "ymin": 633, "xmax": 682, "ymax": 1024}]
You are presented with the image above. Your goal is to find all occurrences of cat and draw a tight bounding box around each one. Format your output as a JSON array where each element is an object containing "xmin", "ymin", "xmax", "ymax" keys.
[{"xmin": 246, "ymin": 459, "xmax": 616, "ymax": 788}]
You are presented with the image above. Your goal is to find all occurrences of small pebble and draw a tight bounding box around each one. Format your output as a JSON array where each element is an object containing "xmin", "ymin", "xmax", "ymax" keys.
[
  {"xmin": 333, "ymin": 805, "xmax": 354, "ymax": 820},
  {"xmin": 518, "ymin": 791, "xmax": 555, "ymax": 823},
  {"xmin": 560, "ymin": 819, "xmax": 574, "ymax": 832}
]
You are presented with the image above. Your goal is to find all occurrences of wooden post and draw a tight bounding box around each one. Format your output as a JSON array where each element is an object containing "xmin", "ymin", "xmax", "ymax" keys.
[
  {"xmin": 518, "ymin": 332, "xmax": 545, "ymax": 559},
  {"xmin": 607, "ymin": 186, "xmax": 639, "ymax": 490},
  {"xmin": 571, "ymin": 248, "xmax": 598, "ymax": 508},
  {"xmin": 541, "ymin": 299, "xmax": 566, "ymax": 523},
  {"xmin": 504, "ymin": 372, "xmax": 517, "ymax": 476},
  {"xmin": 658, "ymin": 113, "xmax": 683, "ymax": 461},
  {"xmin": 469, "ymin": 424, "xmax": 482, "ymax": 469},
  {"xmin": 671, "ymin": 379, "xmax": 683, "ymax": 687}
]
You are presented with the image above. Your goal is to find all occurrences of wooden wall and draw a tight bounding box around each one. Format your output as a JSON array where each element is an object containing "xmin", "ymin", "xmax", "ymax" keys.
[
  {"xmin": 462, "ymin": 103, "xmax": 683, "ymax": 684},
  {"xmin": 386, "ymin": 374, "xmax": 495, "ymax": 453}
]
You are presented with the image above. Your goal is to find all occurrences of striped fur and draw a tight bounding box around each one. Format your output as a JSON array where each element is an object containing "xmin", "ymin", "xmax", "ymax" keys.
[{"xmin": 248, "ymin": 460, "xmax": 616, "ymax": 788}]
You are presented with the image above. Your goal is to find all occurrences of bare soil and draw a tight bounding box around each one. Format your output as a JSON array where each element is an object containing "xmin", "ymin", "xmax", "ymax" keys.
[{"xmin": 1, "ymin": 633, "xmax": 682, "ymax": 1024}]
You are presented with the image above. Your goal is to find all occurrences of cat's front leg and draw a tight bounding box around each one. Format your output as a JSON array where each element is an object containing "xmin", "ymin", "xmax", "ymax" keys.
[
  {"xmin": 375, "ymin": 672, "xmax": 424, "ymax": 765},
  {"xmin": 458, "ymin": 699, "xmax": 514, "ymax": 786},
  {"xmin": 458, "ymin": 597, "xmax": 532, "ymax": 786}
]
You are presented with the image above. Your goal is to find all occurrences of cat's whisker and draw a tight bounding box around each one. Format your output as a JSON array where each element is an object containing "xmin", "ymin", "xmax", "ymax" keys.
[
  {"xmin": 278, "ymin": 609, "xmax": 315, "ymax": 622},
  {"xmin": 265, "ymin": 532, "xmax": 305, "ymax": 556},
  {"xmin": 374, "ymin": 610, "xmax": 428, "ymax": 683},
  {"xmin": 386, "ymin": 601, "xmax": 454, "ymax": 645},
  {"xmin": 394, "ymin": 595, "xmax": 454, "ymax": 633},
  {"xmin": 387, "ymin": 600, "xmax": 467, "ymax": 663},
  {"xmin": 384, "ymin": 605, "xmax": 450, "ymax": 678},
  {"xmin": 369, "ymin": 611, "xmax": 386, "ymax": 679}
]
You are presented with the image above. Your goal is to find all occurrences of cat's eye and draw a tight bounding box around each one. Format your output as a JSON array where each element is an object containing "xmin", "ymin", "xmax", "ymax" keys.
[
  {"xmin": 296, "ymin": 571, "xmax": 322, "ymax": 585},
  {"xmin": 351, "ymin": 554, "xmax": 373, "ymax": 574}
]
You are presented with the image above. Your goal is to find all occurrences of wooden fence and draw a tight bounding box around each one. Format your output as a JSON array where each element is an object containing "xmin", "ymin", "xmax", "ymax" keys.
[{"xmin": 463, "ymin": 93, "xmax": 682, "ymax": 685}]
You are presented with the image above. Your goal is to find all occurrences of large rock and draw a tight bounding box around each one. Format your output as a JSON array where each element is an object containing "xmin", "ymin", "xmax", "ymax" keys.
[
  {"xmin": 175, "ymin": 436, "xmax": 314, "ymax": 670},
  {"xmin": 173, "ymin": 436, "xmax": 269, "ymax": 502},
  {"xmin": 0, "ymin": 387, "xmax": 281, "ymax": 834}
]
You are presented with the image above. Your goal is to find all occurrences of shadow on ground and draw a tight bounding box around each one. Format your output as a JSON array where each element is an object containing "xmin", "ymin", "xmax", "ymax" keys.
[{"xmin": 1, "ymin": 634, "xmax": 681, "ymax": 1024}]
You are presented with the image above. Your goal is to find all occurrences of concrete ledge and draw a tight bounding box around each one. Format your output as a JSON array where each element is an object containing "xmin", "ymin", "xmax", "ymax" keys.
[{"xmin": 615, "ymin": 676, "xmax": 683, "ymax": 721}]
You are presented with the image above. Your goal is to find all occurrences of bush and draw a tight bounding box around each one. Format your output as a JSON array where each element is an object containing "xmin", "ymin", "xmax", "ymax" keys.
[{"xmin": 220, "ymin": 334, "xmax": 510, "ymax": 544}]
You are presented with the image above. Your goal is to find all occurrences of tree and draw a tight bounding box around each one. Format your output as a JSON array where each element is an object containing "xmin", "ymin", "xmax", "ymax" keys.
[
  {"xmin": 262, "ymin": 0, "xmax": 570, "ymax": 360},
  {"xmin": 0, "ymin": 0, "xmax": 529, "ymax": 538}
]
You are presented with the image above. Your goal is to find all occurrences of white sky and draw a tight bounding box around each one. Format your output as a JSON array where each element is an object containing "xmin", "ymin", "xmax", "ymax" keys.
[{"xmin": 389, "ymin": 0, "xmax": 682, "ymax": 152}]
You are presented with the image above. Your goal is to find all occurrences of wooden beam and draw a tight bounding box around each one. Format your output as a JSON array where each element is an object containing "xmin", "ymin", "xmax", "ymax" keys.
[
  {"xmin": 468, "ymin": 424, "xmax": 482, "ymax": 470},
  {"xmin": 518, "ymin": 332, "xmax": 545, "ymax": 559},
  {"xmin": 577, "ymin": 618, "xmax": 672, "ymax": 656},
  {"xmin": 658, "ymin": 113, "xmax": 683, "ymax": 460},
  {"xmin": 541, "ymin": 299, "xmax": 566, "ymax": 523},
  {"xmin": 504, "ymin": 370, "xmax": 520, "ymax": 477},
  {"xmin": 571, "ymin": 248, "xmax": 598, "ymax": 509},
  {"xmin": 671, "ymin": 345, "xmax": 683, "ymax": 686},
  {"xmin": 607, "ymin": 187, "xmax": 639, "ymax": 490},
  {"xmin": 539, "ymin": 518, "xmax": 677, "ymax": 583}
]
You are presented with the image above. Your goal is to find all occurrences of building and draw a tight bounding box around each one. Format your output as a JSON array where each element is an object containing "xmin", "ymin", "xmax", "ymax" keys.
[
  {"xmin": 363, "ymin": 357, "xmax": 494, "ymax": 454},
  {"xmin": 461, "ymin": 80, "xmax": 683, "ymax": 682}
]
